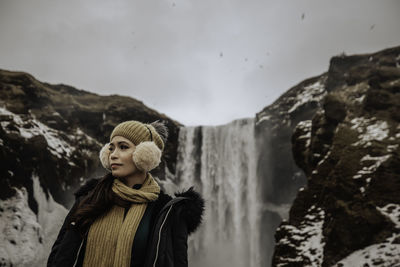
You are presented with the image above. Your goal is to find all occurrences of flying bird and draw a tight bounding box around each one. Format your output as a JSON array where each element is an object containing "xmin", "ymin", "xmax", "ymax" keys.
[
  {"xmin": 301, "ymin": 13, "xmax": 305, "ymax": 20},
  {"xmin": 370, "ymin": 24, "xmax": 375, "ymax": 30}
]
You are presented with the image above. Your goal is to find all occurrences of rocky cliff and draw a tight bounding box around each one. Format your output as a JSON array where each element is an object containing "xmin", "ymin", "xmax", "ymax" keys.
[{"xmin": 272, "ymin": 47, "xmax": 400, "ymax": 266}]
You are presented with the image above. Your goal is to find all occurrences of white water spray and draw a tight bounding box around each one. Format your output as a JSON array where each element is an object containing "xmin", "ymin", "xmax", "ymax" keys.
[{"xmin": 175, "ymin": 118, "xmax": 261, "ymax": 267}]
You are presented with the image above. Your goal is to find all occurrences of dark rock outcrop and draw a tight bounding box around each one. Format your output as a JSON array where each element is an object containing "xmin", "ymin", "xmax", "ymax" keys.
[{"xmin": 272, "ymin": 46, "xmax": 400, "ymax": 266}]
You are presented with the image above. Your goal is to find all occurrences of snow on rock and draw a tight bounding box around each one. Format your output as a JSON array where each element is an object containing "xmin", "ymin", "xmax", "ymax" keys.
[
  {"xmin": 275, "ymin": 206, "xmax": 325, "ymax": 267},
  {"xmin": 0, "ymin": 107, "xmax": 75, "ymax": 159},
  {"xmin": 0, "ymin": 187, "xmax": 43, "ymax": 267},
  {"xmin": 387, "ymin": 144, "xmax": 399, "ymax": 152},
  {"xmin": 331, "ymin": 238, "xmax": 400, "ymax": 267},
  {"xmin": 317, "ymin": 150, "xmax": 331, "ymax": 167},
  {"xmin": 73, "ymin": 127, "xmax": 101, "ymax": 146},
  {"xmin": 354, "ymin": 95, "xmax": 365, "ymax": 104},
  {"xmin": 255, "ymin": 114, "xmax": 271, "ymax": 125},
  {"xmin": 350, "ymin": 117, "xmax": 389, "ymax": 147},
  {"xmin": 32, "ymin": 174, "xmax": 68, "ymax": 266},
  {"xmin": 0, "ymin": 175, "xmax": 68, "ymax": 267},
  {"xmin": 377, "ymin": 204, "xmax": 400, "ymax": 229},
  {"xmin": 331, "ymin": 204, "xmax": 400, "ymax": 267},
  {"xmin": 353, "ymin": 154, "xmax": 391, "ymax": 180},
  {"xmin": 288, "ymin": 79, "xmax": 326, "ymax": 113},
  {"xmin": 295, "ymin": 120, "xmax": 312, "ymax": 148}
]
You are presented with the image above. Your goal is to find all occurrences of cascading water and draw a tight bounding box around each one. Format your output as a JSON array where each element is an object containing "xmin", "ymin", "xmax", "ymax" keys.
[{"xmin": 175, "ymin": 118, "xmax": 261, "ymax": 267}]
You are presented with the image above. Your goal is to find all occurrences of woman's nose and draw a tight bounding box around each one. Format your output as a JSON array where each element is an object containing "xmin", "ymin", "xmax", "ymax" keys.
[{"xmin": 110, "ymin": 149, "xmax": 119, "ymax": 159}]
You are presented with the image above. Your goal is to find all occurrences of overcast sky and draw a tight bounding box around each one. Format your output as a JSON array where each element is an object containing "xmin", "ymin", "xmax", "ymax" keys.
[{"xmin": 1, "ymin": 0, "xmax": 399, "ymax": 126}]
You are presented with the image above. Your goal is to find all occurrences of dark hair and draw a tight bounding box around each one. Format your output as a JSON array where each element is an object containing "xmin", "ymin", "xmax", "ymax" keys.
[{"xmin": 69, "ymin": 174, "xmax": 130, "ymax": 235}]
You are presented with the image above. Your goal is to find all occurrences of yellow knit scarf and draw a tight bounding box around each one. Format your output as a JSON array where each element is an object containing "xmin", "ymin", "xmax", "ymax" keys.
[{"xmin": 83, "ymin": 174, "xmax": 160, "ymax": 267}]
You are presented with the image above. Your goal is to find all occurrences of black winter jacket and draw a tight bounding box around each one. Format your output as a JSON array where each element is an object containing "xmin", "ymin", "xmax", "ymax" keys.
[{"xmin": 47, "ymin": 175, "xmax": 204, "ymax": 267}]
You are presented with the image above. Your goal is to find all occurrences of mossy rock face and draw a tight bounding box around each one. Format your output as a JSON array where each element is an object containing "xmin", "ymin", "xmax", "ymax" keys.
[
  {"xmin": 323, "ymin": 94, "xmax": 346, "ymax": 123},
  {"xmin": 272, "ymin": 46, "xmax": 400, "ymax": 267},
  {"xmin": 0, "ymin": 69, "xmax": 181, "ymax": 208}
]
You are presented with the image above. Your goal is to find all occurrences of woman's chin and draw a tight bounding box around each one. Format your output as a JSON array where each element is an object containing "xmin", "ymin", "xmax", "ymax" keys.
[{"xmin": 111, "ymin": 170, "xmax": 122, "ymax": 177}]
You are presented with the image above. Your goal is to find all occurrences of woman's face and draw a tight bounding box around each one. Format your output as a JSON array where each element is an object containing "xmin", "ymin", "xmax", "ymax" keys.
[{"xmin": 108, "ymin": 136, "xmax": 138, "ymax": 178}]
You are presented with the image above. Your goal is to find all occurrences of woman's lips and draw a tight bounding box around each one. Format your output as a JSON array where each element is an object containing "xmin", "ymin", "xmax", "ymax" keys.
[{"xmin": 111, "ymin": 164, "xmax": 122, "ymax": 169}]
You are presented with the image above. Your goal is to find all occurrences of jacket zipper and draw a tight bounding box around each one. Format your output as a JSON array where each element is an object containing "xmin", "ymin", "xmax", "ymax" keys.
[
  {"xmin": 72, "ymin": 239, "xmax": 84, "ymax": 267},
  {"xmin": 152, "ymin": 204, "xmax": 174, "ymax": 267},
  {"xmin": 72, "ymin": 224, "xmax": 88, "ymax": 267}
]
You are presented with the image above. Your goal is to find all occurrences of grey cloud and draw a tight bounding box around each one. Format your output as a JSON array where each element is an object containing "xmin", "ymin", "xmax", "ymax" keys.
[{"xmin": 0, "ymin": 0, "xmax": 399, "ymax": 126}]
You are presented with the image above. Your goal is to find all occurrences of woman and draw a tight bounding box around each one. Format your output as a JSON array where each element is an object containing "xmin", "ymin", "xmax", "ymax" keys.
[{"xmin": 47, "ymin": 120, "xmax": 204, "ymax": 267}]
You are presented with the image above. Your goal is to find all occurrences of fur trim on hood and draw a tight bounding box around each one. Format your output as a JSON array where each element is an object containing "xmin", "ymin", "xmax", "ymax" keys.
[{"xmin": 175, "ymin": 187, "xmax": 205, "ymax": 235}]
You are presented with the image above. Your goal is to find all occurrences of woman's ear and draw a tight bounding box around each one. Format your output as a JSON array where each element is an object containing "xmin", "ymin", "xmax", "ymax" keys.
[
  {"xmin": 132, "ymin": 141, "xmax": 162, "ymax": 172},
  {"xmin": 99, "ymin": 143, "xmax": 111, "ymax": 171}
]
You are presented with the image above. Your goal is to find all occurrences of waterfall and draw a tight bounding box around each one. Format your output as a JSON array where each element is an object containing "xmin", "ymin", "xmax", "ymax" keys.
[{"xmin": 176, "ymin": 118, "xmax": 261, "ymax": 267}]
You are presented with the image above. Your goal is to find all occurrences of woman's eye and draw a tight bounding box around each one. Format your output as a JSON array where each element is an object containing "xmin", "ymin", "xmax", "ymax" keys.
[
  {"xmin": 108, "ymin": 147, "xmax": 114, "ymax": 151},
  {"xmin": 120, "ymin": 145, "xmax": 128, "ymax": 149}
]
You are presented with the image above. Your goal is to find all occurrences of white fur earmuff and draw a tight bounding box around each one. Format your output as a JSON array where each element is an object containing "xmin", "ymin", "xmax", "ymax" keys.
[
  {"xmin": 132, "ymin": 141, "xmax": 162, "ymax": 172},
  {"xmin": 99, "ymin": 143, "xmax": 111, "ymax": 171},
  {"xmin": 99, "ymin": 141, "xmax": 162, "ymax": 172}
]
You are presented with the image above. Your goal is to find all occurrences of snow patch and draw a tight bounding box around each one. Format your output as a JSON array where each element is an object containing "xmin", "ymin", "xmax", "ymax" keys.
[
  {"xmin": 73, "ymin": 127, "xmax": 100, "ymax": 146},
  {"xmin": 31, "ymin": 174, "xmax": 68, "ymax": 266},
  {"xmin": 333, "ymin": 206, "xmax": 400, "ymax": 266},
  {"xmin": 255, "ymin": 114, "xmax": 271, "ymax": 125},
  {"xmin": 317, "ymin": 151, "xmax": 331, "ymax": 167},
  {"xmin": 0, "ymin": 107, "xmax": 75, "ymax": 159},
  {"xmin": 353, "ymin": 154, "xmax": 391, "ymax": 179},
  {"xmin": 295, "ymin": 120, "xmax": 312, "ymax": 148},
  {"xmin": 0, "ymin": 175, "xmax": 68, "ymax": 267},
  {"xmin": 0, "ymin": 187, "xmax": 43, "ymax": 266},
  {"xmin": 350, "ymin": 117, "xmax": 389, "ymax": 147},
  {"xmin": 332, "ymin": 239, "xmax": 400, "ymax": 267},
  {"xmin": 275, "ymin": 206, "xmax": 325, "ymax": 267},
  {"xmin": 377, "ymin": 204, "xmax": 400, "ymax": 229},
  {"xmin": 354, "ymin": 95, "xmax": 365, "ymax": 104},
  {"xmin": 288, "ymin": 79, "xmax": 326, "ymax": 113},
  {"xmin": 387, "ymin": 144, "xmax": 399, "ymax": 152}
]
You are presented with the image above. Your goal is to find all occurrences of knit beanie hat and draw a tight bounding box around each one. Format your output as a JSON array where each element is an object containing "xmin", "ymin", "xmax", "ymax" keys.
[{"xmin": 99, "ymin": 120, "xmax": 168, "ymax": 172}]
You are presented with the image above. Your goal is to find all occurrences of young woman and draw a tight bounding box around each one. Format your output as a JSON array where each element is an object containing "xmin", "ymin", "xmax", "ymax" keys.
[{"xmin": 47, "ymin": 120, "xmax": 204, "ymax": 267}]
